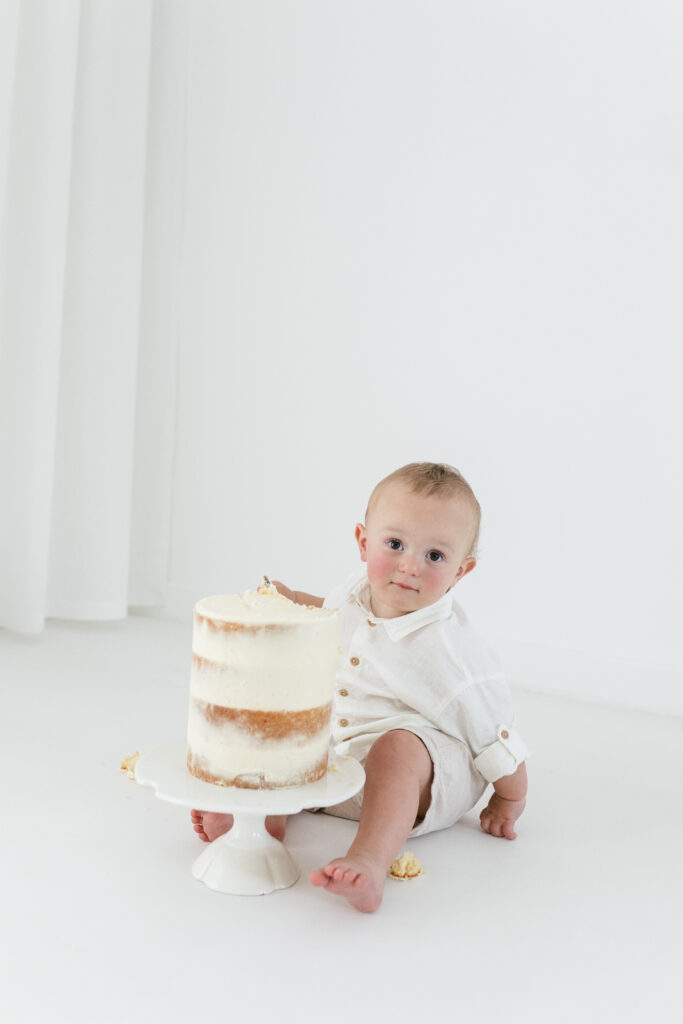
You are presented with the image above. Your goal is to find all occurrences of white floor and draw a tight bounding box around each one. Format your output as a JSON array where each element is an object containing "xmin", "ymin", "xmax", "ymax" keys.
[{"xmin": 2, "ymin": 613, "xmax": 682, "ymax": 1024}]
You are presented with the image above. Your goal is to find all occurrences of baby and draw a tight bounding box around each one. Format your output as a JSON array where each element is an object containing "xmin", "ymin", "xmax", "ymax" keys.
[{"xmin": 191, "ymin": 462, "xmax": 529, "ymax": 912}]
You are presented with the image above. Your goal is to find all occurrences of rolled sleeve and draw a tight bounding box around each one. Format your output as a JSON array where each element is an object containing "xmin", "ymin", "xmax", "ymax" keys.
[{"xmin": 473, "ymin": 725, "xmax": 531, "ymax": 783}]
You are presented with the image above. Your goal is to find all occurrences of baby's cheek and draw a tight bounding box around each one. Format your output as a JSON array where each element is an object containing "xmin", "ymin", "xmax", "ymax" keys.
[
  {"xmin": 424, "ymin": 567, "xmax": 452, "ymax": 599},
  {"xmin": 367, "ymin": 550, "xmax": 393, "ymax": 582}
]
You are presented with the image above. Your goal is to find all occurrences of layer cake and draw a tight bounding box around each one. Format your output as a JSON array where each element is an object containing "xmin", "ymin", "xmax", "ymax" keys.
[{"xmin": 187, "ymin": 584, "xmax": 339, "ymax": 788}]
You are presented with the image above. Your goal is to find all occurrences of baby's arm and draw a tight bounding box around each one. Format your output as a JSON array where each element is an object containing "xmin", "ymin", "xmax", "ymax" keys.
[
  {"xmin": 271, "ymin": 581, "xmax": 324, "ymax": 608},
  {"xmin": 479, "ymin": 762, "xmax": 527, "ymax": 840}
]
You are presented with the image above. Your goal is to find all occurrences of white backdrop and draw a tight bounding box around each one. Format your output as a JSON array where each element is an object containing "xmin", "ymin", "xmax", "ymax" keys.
[
  {"xmin": 1, "ymin": 2, "xmax": 680, "ymax": 716},
  {"xmin": 167, "ymin": 2, "xmax": 682, "ymax": 715}
]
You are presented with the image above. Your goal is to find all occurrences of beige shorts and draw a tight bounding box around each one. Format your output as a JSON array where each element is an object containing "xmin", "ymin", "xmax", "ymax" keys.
[{"xmin": 318, "ymin": 727, "xmax": 488, "ymax": 838}]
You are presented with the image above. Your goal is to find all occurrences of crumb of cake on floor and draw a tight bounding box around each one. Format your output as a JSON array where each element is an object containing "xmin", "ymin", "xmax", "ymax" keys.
[
  {"xmin": 389, "ymin": 851, "xmax": 425, "ymax": 880},
  {"xmin": 120, "ymin": 752, "xmax": 141, "ymax": 779}
]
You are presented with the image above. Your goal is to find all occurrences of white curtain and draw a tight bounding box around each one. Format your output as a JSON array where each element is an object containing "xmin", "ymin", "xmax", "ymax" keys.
[{"xmin": 0, "ymin": 0, "xmax": 186, "ymax": 632}]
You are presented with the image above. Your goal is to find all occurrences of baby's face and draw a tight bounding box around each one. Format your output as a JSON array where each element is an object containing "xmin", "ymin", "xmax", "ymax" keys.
[{"xmin": 356, "ymin": 482, "xmax": 476, "ymax": 619}]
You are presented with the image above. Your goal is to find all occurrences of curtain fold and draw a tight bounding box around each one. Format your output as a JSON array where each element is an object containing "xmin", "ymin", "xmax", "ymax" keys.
[{"xmin": 0, "ymin": 0, "xmax": 186, "ymax": 632}]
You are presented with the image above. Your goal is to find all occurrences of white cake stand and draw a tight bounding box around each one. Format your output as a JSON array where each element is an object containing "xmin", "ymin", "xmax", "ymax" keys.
[{"xmin": 135, "ymin": 740, "xmax": 365, "ymax": 896}]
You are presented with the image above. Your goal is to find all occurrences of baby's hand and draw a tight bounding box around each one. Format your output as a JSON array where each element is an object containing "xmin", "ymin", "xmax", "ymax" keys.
[
  {"xmin": 271, "ymin": 580, "xmax": 295, "ymax": 602},
  {"xmin": 479, "ymin": 793, "xmax": 526, "ymax": 840}
]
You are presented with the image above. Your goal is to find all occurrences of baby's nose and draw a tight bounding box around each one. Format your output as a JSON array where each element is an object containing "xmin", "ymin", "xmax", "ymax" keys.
[{"xmin": 399, "ymin": 554, "xmax": 420, "ymax": 576}]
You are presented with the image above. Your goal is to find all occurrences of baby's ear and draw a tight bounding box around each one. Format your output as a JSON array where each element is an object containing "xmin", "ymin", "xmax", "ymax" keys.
[
  {"xmin": 355, "ymin": 523, "xmax": 368, "ymax": 562},
  {"xmin": 459, "ymin": 557, "xmax": 477, "ymax": 580},
  {"xmin": 450, "ymin": 557, "xmax": 476, "ymax": 588}
]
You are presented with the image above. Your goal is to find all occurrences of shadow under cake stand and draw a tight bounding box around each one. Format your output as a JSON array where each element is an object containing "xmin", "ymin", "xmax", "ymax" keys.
[{"xmin": 136, "ymin": 740, "xmax": 365, "ymax": 896}]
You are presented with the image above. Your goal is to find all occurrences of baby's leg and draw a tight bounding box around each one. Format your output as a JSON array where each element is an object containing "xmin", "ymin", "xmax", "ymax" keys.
[
  {"xmin": 310, "ymin": 730, "xmax": 432, "ymax": 912},
  {"xmin": 190, "ymin": 811, "xmax": 287, "ymax": 842}
]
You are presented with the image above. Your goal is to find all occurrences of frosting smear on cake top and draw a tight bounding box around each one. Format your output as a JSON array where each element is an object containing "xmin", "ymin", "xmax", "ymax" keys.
[{"xmin": 196, "ymin": 582, "xmax": 333, "ymax": 625}]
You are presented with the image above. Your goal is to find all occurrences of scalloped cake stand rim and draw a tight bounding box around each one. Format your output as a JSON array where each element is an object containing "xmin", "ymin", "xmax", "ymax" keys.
[{"xmin": 135, "ymin": 740, "xmax": 365, "ymax": 896}]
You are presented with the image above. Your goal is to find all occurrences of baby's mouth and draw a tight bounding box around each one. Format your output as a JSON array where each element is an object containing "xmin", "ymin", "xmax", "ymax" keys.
[{"xmin": 393, "ymin": 581, "xmax": 418, "ymax": 592}]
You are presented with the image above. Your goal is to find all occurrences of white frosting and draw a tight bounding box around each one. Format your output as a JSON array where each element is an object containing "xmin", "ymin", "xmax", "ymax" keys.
[
  {"xmin": 196, "ymin": 586, "xmax": 336, "ymax": 624},
  {"xmin": 192, "ymin": 620, "xmax": 340, "ymax": 711},
  {"xmin": 187, "ymin": 585, "xmax": 340, "ymax": 787}
]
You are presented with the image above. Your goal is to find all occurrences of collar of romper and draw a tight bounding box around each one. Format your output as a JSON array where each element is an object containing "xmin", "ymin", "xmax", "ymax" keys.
[{"xmin": 350, "ymin": 577, "xmax": 454, "ymax": 642}]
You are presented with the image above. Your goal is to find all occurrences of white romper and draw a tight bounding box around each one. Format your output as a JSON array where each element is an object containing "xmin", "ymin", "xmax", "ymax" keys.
[{"xmin": 321, "ymin": 574, "xmax": 530, "ymax": 837}]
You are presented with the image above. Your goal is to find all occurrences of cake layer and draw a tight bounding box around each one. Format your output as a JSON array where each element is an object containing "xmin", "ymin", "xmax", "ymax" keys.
[
  {"xmin": 190, "ymin": 637, "xmax": 339, "ymax": 711},
  {"xmin": 186, "ymin": 749, "xmax": 328, "ymax": 789},
  {"xmin": 187, "ymin": 699, "xmax": 331, "ymax": 788},
  {"xmin": 193, "ymin": 612, "xmax": 339, "ymax": 667},
  {"xmin": 191, "ymin": 698, "xmax": 332, "ymax": 739}
]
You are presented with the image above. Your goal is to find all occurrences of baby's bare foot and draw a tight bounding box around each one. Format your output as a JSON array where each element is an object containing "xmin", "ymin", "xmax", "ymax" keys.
[
  {"xmin": 191, "ymin": 810, "xmax": 233, "ymax": 842},
  {"xmin": 190, "ymin": 810, "xmax": 287, "ymax": 843},
  {"xmin": 309, "ymin": 855, "xmax": 385, "ymax": 913},
  {"xmin": 264, "ymin": 815, "xmax": 287, "ymax": 841}
]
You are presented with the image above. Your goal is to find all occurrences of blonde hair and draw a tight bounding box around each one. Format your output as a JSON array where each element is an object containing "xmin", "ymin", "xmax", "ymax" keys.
[{"xmin": 365, "ymin": 462, "xmax": 481, "ymax": 558}]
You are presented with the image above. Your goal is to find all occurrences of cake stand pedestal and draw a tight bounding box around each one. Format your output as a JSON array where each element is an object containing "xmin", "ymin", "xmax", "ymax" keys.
[{"xmin": 135, "ymin": 740, "xmax": 365, "ymax": 896}]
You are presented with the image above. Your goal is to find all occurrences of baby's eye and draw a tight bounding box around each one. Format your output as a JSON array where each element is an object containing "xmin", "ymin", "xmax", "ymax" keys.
[
  {"xmin": 427, "ymin": 550, "xmax": 444, "ymax": 563},
  {"xmin": 387, "ymin": 538, "xmax": 403, "ymax": 551}
]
